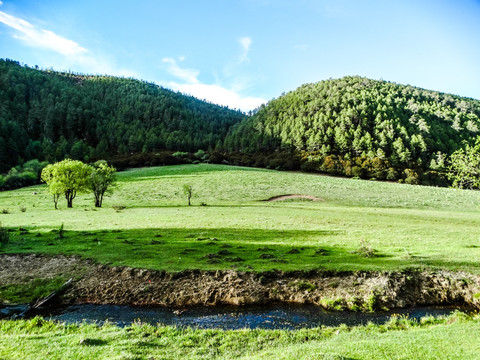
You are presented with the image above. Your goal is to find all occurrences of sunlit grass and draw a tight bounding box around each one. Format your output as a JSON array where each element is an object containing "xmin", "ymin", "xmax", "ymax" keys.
[
  {"xmin": 2, "ymin": 164, "xmax": 480, "ymax": 359},
  {"xmin": 1, "ymin": 312, "xmax": 479, "ymax": 359},
  {"xmin": 0, "ymin": 164, "xmax": 479, "ymax": 273}
]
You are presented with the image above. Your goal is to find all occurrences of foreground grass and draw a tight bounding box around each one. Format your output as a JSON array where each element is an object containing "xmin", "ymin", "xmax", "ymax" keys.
[
  {"xmin": 0, "ymin": 164, "xmax": 480, "ymax": 273},
  {"xmin": 1, "ymin": 312, "xmax": 479, "ymax": 359}
]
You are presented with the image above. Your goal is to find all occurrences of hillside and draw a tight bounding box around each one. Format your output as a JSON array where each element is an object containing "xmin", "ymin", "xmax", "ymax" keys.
[
  {"xmin": 2, "ymin": 60, "xmax": 480, "ymax": 186},
  {"xmin": 224, "ymin": 76, "xmax": 480, "ymax": 184},
  {"xmin": 0, "ymin": 59, "xmax": 245, "ymax": 173}
]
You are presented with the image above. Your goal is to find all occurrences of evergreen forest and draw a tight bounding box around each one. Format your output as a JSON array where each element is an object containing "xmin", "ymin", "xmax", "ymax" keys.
[
  {"xmin": 225, "ymin": 76, "xmax": 480, "ymax": 184},
  {"xmin": 0, "ymin": 59, "xmax": 244, "ymax": 174},
  {"xmin": 1, "ymin": 59, "xmax": 480, "ymax": 188}
]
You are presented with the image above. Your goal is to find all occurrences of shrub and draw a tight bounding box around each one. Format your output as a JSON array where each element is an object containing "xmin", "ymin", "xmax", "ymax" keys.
[
  {"xmin": 351, "ymin": 166, "xmax": 364, "ymax": 178},
  {"xmin": 300, "ymin": 159, "xmax": 320, "ymax": 172},
  {"xmin": 1, "ymin": 209, "xmax": 9, "ymax": 214},
  {"xmin": 0, "ymin": 222, "xmax": 9, "ymax": 244},
  {"xmin": 355, "ymin": 240, "xmax": 378, "ymax": 258},
  {"xmin": 112, "ymin": 205, "xmax": 126, "ymax": 211},
  {"xmin": 19, "ymin": 206, "xmax": 27, "ymax": 213},
  {"xmin": 209, "ymin": 151, "xmax": 225, "ymax": 164},
  {"xmin": 172, "ymin": 151, "xmax": 188, "ymax": 157},
  {"xmin": 386, "ymin": 167, "xmax": 398, "ymax": 181},
  {"xmin": 194, "ymin": 149, "xmax": 207, "ymax": 160},
  {"xmin": 58, "ymin": 223, "xmax": 65, "ymax": 239},
  {"xmin": 404, "ymin": 169, "xmax": 419, "ymax": 185}
]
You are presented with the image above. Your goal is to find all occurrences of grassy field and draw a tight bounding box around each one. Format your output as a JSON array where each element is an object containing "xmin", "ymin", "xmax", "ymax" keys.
[
  {"xmin": 1, "ymin": 164, "xmax": 480, "ymax": 359},
  {"xmin": 1, "ymin": 312, "xmax": 480, "ymax": 359},
  {"xmin": 0, "ymin": 164, "xmax": 479, "ymax": 273}
]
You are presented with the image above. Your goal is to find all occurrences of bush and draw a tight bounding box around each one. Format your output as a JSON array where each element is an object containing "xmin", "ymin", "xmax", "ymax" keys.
[
  {"xmin": 173, "ymin": 151, "xmax": 188, "ymax": 157},
  {"xmin": 22, "ymin": 159, "xmax": 48, "ymax": 175},
  {"xmin": 404, "ymin": 169, "xmax": 419, "ymax": 185},
  {"xmin": 3, "ymin": 171, "xmax": 37, "ymax": 190},
  {"xmin": 355, "ymin": 240, "xmax": 378, "ymax": 258},
  {"xmin": 351, "ymin": 166, "xmax": 364, "ymax": 178},
  {"xmin": 300, "ymin": 160, "xmax": 320, "ymax": 172},
  {"xmin": 58, "ymin": 223, "xmax": 65, "ymax": 239},
  {"xmin": 0, "ymin": 222, "xmax": 9, "ymax": 244},
  {"xmin": 194, "ymin": 149, "xmax": 207, "ymax": 161},
  {"xmin": 209, "ymin": 151, "xmax": 225, "ymax": 164},
  {"xmin": 386, "ymin": 167, "xmax": 398, "ymax": 181}
]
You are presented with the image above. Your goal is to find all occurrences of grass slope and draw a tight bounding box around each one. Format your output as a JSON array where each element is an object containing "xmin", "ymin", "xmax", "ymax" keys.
[
  {"xmin": 1, "ymin": 312, "xmax": 479, "ymax": 359},
  {"xmin": 0, "ymin": 164, "xmax": 479, "ymax": 272}
]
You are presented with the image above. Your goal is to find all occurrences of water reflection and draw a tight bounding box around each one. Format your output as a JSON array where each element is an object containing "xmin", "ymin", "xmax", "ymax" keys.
[{"xmin": 40, "ymin": 303, "xmax": 457, "ymax": 330}]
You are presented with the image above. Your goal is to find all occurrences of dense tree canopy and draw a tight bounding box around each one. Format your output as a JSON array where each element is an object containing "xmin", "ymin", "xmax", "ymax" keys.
[
  {"xmin": 224, "ymin": 76, "xmax": 480, "ymax": 183},
  {"xmin": 3, "ymin": 59, "xmax": 480, "ymax": 187},
  {"xmin": 0, "ymin": 59, "xmax": 245, "ymax": 173},
  {"xmin": 447, "ymin": 137, "xmax": 480, "ymax": 190}
]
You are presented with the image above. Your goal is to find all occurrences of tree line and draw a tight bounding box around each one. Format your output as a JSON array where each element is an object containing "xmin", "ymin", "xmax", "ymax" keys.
[
  {"xmin": 1, "ymin": 60, "xmax": 480, "ymax": 188},
  {"xmin": 0, "ymin": 59, "xmax": 245, "ymax": 173}
]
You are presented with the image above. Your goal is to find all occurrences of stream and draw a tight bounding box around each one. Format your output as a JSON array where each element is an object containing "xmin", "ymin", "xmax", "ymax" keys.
[{"xmin": 0, "ymin": 304, "xmax": 458, "ymax": 330}]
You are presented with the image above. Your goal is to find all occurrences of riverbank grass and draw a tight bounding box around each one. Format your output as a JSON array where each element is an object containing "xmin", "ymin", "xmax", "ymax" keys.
[{"xmin": 0, "ymin": 311, "xmax": 479, "ymax": 359}]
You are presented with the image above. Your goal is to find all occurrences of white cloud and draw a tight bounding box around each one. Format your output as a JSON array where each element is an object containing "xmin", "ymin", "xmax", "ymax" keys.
[
  {"xmin": 167, "ymin": 81, "xmax": 266, "ymax": 112},
  {"xmin": 162, "ymin": 55, "xmax": 265, "ymax": 111},
  {"xmin": 0, "ymin": 8, "xmax": 138, "ymax": 78},
  {"xmin": 0, "ymin": 10, "xmax": 87, "ymax": 56},
  {"xmin": 163, "ymin": 57, "xmax": 199, "ymax": 84}
]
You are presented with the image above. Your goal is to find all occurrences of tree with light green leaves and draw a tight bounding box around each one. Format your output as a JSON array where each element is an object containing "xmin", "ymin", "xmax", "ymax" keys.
[
  {"xmin": 90, "ymin": 160, "xmax": 117, "ymax": 207},
  {"xmin": 447, "ymin": 137, "xmax": 480, "ymax": 190},
  {"xmin": 41, "ymin": 159, "xmax": 93, "ymax": 208}
]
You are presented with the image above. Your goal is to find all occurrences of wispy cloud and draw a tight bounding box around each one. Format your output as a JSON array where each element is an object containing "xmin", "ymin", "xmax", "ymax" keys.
[
  {"xmin": 0, "ymin": 10, "xmax": 87, "ymax": 56},
  {"xmin": 162, "ymin": 52, "xmax": 265, "ymax": 111},
  {"xmin": 0, "ymin": 6, "xmax": 138, "ymax": 78},
  {"xmin": 163, "ymin": 57, "xmax": 199, "ymax": 84},
  {"xmin": 239, "ymin": 36, "xmax": 252, "ymax": 63}
]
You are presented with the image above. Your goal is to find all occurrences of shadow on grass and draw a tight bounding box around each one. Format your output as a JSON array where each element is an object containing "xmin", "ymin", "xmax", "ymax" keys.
[
  {"xmin": 118, "ymin": 164, "xmax": 260, "ymax": 182},
  {"xmin": 1, "ymin": 226, "xmax": 479, "ymax": 273}
]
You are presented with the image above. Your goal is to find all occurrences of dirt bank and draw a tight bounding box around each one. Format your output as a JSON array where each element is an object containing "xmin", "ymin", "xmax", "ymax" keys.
[
  {"xmin": 2, "ymin": 254, "xmax": 480, "ymax": 310},
  {"xmin": 263, "ymin": 194, "xmax": 324, "ymax": 202}
]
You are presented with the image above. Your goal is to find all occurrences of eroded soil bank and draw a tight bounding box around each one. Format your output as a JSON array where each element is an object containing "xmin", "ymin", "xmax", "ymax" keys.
[{"xmin": 2, "ymin": 254, "xmax": 480, "ymax": 311}]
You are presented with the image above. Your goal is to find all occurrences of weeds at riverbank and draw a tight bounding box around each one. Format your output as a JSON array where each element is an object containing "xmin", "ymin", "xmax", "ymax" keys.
[{"xmin": 0, "ymin": 311, "xmax": 479, "ymax": 359}]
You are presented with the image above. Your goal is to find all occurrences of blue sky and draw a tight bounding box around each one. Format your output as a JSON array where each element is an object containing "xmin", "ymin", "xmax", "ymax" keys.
[{"xmin": 0, "ymin": 0, "xmax": 479, "ymax": 111}]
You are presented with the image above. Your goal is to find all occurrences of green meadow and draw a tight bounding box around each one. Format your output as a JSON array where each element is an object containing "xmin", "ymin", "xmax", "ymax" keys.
[
  {"xmin": 2, "ymin": 164, "xmax": 480, "ymax": 359},
  {"xmin": 0, "ymin": 164, "xmax": 480, "ymax": 273}
]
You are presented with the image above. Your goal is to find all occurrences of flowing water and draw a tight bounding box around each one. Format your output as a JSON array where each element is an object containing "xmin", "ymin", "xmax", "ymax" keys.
[{"xmin": 1, "ymin": 304, "xmax": 458, "ymax": 330}]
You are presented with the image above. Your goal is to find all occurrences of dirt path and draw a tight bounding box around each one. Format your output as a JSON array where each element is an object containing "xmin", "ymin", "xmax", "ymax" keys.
[
  {"xmin": 1, "ymin": 254, "xmax": 480, "ymax": 310},
  {"xmin": 263, "ymin": 194, "xmax": 324, "ymax": 202}
]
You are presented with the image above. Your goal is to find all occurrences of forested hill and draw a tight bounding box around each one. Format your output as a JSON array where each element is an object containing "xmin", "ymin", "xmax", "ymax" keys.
[
  {"xmin": 224, "ymin": 76, "xmax": 480, "ymax": 184},
  {"xmin": 0, "ymin": 59, "xmax": 245, "ymax": 173},
  {"xmin": 2, "ymin": 59, "xmax": 480, "ymax": 186}
]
